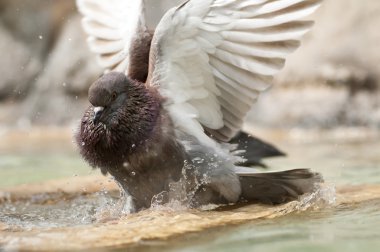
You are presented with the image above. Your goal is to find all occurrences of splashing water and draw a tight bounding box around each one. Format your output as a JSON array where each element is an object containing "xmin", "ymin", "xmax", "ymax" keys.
[
  {"xmin": 0, "ymin": 190, "xmax": 121, "ymax": 230},
  {"xmin": 0, "ymin": 151, "xmax": 337, "ymax": 232},
  {"xmin": 297, "ymin": 183, "xmax": 336, "ymax": 211}
]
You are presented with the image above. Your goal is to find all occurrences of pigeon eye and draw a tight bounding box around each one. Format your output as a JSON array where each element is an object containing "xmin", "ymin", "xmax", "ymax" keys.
[{"xmin": 112, "ymin": 92, "xmax": 117, "ymax": 101}]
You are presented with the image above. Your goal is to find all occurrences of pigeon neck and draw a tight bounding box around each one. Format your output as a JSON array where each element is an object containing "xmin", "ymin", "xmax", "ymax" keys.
[
  {"xmin": 118, "ymin": 80, "xmax": 161, "ymax": 153},
  {"xmin": 127, "ymin": 29, "xmax": 153, "ymax": 82}
]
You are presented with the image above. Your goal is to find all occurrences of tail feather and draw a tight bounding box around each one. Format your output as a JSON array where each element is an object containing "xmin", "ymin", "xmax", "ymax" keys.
[
  {"xmin": 238, "ymin": 169, "xmax": 323, "ymax": 204},
  {"xmin": 230, "ymin": 131, "xmax": 285, "ymax": 168}
]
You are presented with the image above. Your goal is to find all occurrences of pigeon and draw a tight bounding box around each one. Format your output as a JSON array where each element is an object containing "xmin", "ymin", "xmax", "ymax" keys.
[
  {"xmin": 76, "ymin": 0, "xmax": 285, "ymax": 166},
  {"xmin": 76, "ymin": 0, "xmax": 323, "ymax": 212}
]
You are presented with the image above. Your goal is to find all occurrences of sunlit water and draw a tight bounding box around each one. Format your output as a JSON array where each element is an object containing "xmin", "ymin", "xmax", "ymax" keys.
[
  {"xmin": 0, "ymin": 128, "xmax": 379, "ymax": 251},
  {"xmin": 123, "ymin": 200, "xmax": 380, "ymax": 252}
]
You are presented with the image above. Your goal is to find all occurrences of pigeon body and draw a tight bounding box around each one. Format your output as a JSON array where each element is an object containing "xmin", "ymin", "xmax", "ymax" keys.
[
  {"xmin": 77, "ymin": 72, "xmax": 241, "ymax": 210},
  {"xmin": 76, "ymin": 0, "xmax": 323, "ymax": 212},
  {"xmin": 77, "ymin": 72, "xmax": 322, "ymax": 212}
]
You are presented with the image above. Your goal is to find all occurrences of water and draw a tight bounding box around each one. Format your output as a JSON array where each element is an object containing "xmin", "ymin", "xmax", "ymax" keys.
[
  {"xmin": 0, "ymin": 128, "xmax": 90, "ymax": 187},
  {"xmin": 125, "ymin": 200, "xmax": 380, "ymax": 252},
  {"xmin": 266, "ymin": 134, "xmax": 380, "ymax": 186},
  {"xmin": 1, "ymin": 193, "xmax": 106, "ymax": 229},
  {"xmin": 0, "ymin": 153, "xmax": 89, "ymax": 187},
  {"xmin": 0, "ymin": 128, "xmax": 379, "ymax": 251}
]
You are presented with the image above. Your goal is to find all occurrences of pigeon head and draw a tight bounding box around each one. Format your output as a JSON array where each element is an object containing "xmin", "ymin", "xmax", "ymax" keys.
[
  {"xmin": 76, "ymin": 71, "xmax": 161, "ymax": 171},
  {"xmin": 88, "ymin": 72, "xmax": 130, "ymax": 125}
]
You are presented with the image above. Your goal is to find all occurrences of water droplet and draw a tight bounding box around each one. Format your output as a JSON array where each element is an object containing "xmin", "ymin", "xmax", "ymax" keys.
[
  {"xmin": 38, "ymin": 35, "xmax": 43, "ymax": 40},
  {"xmin": 131, "ymin": 171, "xmax": 136, "ymax": 176},
  {"xmin": 131, "ymin": 144, "xmax": 136, "ymax": 148},
  {"xmin": 192, "ymin": 157, "xmax": 204, "ymax": 164},
  {"xmin": 81, "ymin": 141, "xmax": 85, "ymax": 146},
  {"xmin": 123, "ymin": 162, "xmax": 128, "ymax": 168}
]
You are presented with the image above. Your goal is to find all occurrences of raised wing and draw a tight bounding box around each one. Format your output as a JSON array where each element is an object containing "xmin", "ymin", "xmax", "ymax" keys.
[
  {"xmin": 76, "ymin": 0, "xmax": 145, "ymax": 73},
  {"xmin": 148, "ymin": 0, "xmax": 321, "ymax": 147},
  {"xmin": 77, "ymin": 0, "xmax": 185, "ymax": 75}
]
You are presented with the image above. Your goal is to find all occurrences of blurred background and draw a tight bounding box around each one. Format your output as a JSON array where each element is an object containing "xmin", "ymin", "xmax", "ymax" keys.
[{"xmin": 0, "ymin": 0, "xmax": 379, "ymax": 129}]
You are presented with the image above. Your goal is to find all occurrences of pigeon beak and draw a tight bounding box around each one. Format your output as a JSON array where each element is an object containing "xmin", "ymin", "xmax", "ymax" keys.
[{"xmin": 93, "ymin": 106, "xmax": 104, "ymax": 125}]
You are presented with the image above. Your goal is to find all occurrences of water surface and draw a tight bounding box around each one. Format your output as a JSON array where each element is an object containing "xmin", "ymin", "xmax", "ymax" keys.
[
  {"xmin": 0, "ymin": 128, "xmax": 379, "ymax": 251},
  {"xmin": 123, "ymin": 200, "xmax": 380, "ymax": 252}
]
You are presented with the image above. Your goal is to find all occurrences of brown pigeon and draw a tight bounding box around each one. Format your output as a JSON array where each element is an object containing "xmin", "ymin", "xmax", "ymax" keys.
[{"xmin": 76, "ymin": 0, "xmax": 323, "ymax": 212}]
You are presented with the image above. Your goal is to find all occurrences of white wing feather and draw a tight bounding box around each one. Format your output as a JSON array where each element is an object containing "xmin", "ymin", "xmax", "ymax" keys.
[
  {"xmin": 76, "ymin": 0, "xmax": 145, "ymax": 73},
  {"xmin": 148, "ymin": 0, "xmax": 321, "ymax": 148}
]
